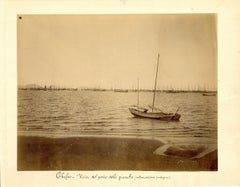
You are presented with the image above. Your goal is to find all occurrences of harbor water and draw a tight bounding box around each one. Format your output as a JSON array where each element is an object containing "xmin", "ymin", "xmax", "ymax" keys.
[{"xmin": 18, "ymin": 90, "xmax": 217, "ymax": 156}]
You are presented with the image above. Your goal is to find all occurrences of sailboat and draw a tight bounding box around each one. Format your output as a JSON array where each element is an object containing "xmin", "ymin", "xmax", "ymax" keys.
[
  {"xmin": 202, "ymin": 93, "xmax": 216, "ymax": 96},
  {"xmin": 129, "ymin": 54, "xmax": 181, "ymax": 121}
]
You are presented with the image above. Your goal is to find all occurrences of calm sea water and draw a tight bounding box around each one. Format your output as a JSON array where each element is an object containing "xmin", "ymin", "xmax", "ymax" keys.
[{"xmin": 18, "ymin": 90, "xmax": 217, "ymax": 151}]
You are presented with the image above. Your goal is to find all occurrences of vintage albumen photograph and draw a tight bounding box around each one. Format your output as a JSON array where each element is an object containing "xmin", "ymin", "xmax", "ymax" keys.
[{"xmin": 17, "ymin": 14, "xmax": 217, "ymax": 171}]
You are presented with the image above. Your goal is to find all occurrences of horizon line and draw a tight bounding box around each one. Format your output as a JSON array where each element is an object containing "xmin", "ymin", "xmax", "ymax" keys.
[{"xmin": 18, "ymin": 84, "xmax": 217, "ymax": 92}]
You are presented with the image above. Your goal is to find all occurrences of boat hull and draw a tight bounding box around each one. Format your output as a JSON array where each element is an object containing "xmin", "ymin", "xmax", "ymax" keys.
[
  {"xmin": 202, "ymin": 93, "xmax": 216, "ymax": 96},
  {"xmin": 129, "ymin": 107, "xmax": 181, "ymax": 121}
]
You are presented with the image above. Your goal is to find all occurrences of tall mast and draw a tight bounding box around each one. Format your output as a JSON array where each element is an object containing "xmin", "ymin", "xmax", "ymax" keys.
[
  {"xmin": 137, "ymin": 78, "xmax": 140, "ymax": 105},
  {"xmin": 152, "ymin": 54, "xmax": 160, "ymax": 111}
]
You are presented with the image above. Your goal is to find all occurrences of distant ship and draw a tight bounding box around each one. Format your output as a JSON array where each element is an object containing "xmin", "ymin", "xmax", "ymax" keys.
[
  {"xmin": 165, "ymin": 90, "xmax": 180, "ymax": 93},
  {"xmin": 202, "ymin": 93, "xmax": 216, "ymax": 96},
  {"xmin": 114, "ymin": 89, "xmax": 128, "ymax": 93}
]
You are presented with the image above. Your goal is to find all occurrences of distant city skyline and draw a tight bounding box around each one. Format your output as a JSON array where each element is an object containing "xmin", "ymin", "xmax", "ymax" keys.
[{"xmin": 18, "ymin": 14, "xmax": 217, "ymax": 91}]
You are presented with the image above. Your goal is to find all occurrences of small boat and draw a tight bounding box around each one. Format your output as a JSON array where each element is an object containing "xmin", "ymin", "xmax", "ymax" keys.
[
  {"xmin": 202, "ymin": 93, "xmax": 216, "ymax": 96},
  {"xmin": 114, "ymin": 89, "xmax": 128, "ymax": 92},
  {"xmin": 129, "ymin": 54, "xmax": 181, "ymax": 121},
  {"xmin": 165, "ymin": 90, "xmax": 180, "ymax": 93}
]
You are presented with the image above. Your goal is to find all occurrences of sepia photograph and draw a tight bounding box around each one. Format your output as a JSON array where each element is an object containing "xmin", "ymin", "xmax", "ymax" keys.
[{"xmin": 17, "ymin": 14, "xmax": 217, "ymax": 171}]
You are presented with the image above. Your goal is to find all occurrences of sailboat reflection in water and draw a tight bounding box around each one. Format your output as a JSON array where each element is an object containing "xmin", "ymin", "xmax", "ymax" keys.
[{"xmin": 129, "ymin": 54, "xmax": 181, "ymax": 121}]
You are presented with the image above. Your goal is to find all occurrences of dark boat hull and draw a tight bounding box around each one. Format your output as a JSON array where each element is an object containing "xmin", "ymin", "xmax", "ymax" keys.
[{"xmin": 202, "ymin": 93, "xmax": 216, "ymax": 96}]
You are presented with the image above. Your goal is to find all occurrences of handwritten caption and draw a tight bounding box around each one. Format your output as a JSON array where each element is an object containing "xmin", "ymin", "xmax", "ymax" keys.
[{"xmin": 56, "ymin": 171, "xmax": 170, "ymax": 181}]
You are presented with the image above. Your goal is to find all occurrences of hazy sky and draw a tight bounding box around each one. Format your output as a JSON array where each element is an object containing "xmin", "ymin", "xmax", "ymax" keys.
[{"xmin": 18, "ymin": 14, "xmax": 217, "ymax": 90}]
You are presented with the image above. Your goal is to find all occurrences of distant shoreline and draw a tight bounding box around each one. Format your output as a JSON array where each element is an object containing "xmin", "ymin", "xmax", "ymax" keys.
[
  {"xmin": 18, "ymin": 87, "xmax": 78, "ymax": 91},
  {"xmin": 18, "ymin": 88, "xmax": 217, "ymax": 93}
]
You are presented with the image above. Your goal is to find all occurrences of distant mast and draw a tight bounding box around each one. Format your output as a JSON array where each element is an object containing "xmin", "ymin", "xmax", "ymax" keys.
[
  {"xmin": 152, "ymin": 54, "xmax": 160, "ymax": 111},
  {"xmin": 137, "ymin": 78, "xmax": 140, "ymax": 105}
]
